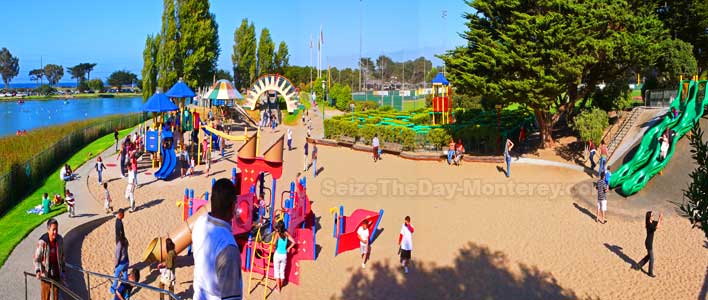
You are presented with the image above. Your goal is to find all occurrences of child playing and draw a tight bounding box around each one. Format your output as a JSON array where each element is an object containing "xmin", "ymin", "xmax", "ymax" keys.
[
  {"xmin": 41, "ymin": 193, "xmax": 51, "ymax": 215},
  {"xmin": 95, "ymin": 156, "xmax": 106, "ymax": 185},
  {"xmin": 189, "ymin": 155, "xmax": 195, "ymax": 177},
  {"xmin": 113, "ymin": 267, "xmax": 140, "ymax": 300},
  {"xmin": 125, "ymin": 172, "xmax": 136, "ymax": 212},
  {"xmin": 156, "ymin": 238, "xmax": 176, "ymax": 300},
  {"xmin": 104, "ymin": 183, "xmax": 114, "ymax": 214},
  {"xmin": 65, "ymin": 190, "xmax": 76, "ymax": 218},
  {"xmin": 204, "ymin": 147, "xmax": 212, "ymax": 177}
]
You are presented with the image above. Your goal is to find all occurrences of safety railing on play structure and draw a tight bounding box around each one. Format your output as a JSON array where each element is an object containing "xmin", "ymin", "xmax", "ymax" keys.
[{"xmin": 25, "ymin": 263, "xmax": 183, "ymax": 300}]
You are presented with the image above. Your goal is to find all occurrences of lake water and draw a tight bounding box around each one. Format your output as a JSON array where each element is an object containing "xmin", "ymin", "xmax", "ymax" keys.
[{"xmin": 0, "ymin": 97, "xmax": 144, "ymax": 137}]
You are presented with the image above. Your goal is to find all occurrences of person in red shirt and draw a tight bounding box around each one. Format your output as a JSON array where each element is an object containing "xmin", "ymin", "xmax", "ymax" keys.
[
  {"xmin": 454, "ymin": 139, "xmax": 465, "ymax": 166},
  {"xmin": 34, "ymin": 218, "xmax": 65, "ymax": 300}
]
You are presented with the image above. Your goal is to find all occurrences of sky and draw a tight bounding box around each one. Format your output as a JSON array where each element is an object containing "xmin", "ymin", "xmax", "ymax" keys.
[{"xmin": 2, "ymin": 0, "xmax": 468, "ymax": 83}]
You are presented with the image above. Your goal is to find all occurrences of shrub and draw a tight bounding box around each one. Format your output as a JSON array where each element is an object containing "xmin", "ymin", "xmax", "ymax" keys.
[
  {"xmin": 571, "ymin": 108, "xmax": 609, "ymax": 144},
  {"xmin": 37, "ymin": 84, "xmax": 55, "ymax": 96},
  {"xmin": 427, "ymin": 128, "xmax": 452, "ymax": 148},
  {"xmin": 87, "ymin": 79, "xmax": 104, "ymax": 93},
  {"xmin": 356, "ymin": 101, "xmax": 379, "ymax": 111},
  {"xmin": 411, "ymin": 113, "xmax": 429, "ymax": 125}
]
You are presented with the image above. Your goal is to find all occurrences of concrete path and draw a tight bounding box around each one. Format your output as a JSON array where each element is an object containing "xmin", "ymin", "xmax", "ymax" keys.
[{"xmin": 0, "ymin": 135, "xmax": 125, "ymax": 300}]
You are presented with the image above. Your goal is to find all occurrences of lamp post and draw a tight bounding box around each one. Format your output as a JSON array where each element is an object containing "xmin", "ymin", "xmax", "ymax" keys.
[{"xmin": 322, "ymin": 79, "xmax": 327, "ymax": 120}]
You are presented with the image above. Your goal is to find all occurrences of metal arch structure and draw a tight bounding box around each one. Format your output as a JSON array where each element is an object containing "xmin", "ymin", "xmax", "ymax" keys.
[{"xmin": 243, "ymin": 74, "xmax": 299, "ymax": 113}]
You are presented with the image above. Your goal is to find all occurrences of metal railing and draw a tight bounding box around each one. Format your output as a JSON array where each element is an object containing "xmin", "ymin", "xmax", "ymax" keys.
[
  {"xmin": 23, "ymin": 271, "xmax": 83, "ymax": 300},
  {"xmin": 64, "ymin": 263, "xmax": 181, "ymax": 300}
]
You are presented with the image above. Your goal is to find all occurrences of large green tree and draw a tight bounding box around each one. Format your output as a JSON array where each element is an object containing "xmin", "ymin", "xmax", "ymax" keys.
[
  {"xmin": 215, "ymin": 69, "xmax": 233, "ymax": 82},
  {"xmin": 232, "ymin": 19, "xmax": 257, "ymax": 90},
  {"xmin": 178, "ymin": 0, "xmax": 219, "ymax": 89},
  {"xmin": 43, "ymin": 64, "xmax": 63, "ymax": 86},
  {"xmin": 107, "ymin": 70, "xmax": 138, "ymax": 90},
  {"xmin": 442, "ymin": 0, "xmax": 666, "ymax": 147},
  {"xmin": 29, "ymin": 69, "xmax": 44, "ymax": 86},
  {"xmin": 157, "ymin": 0, "xmax": 179, "ymax": 91},
  {"xmin": 142, "ymin": 34, "xmax": 160, "ymax": 100},
  {"xmin": 0, "ymin": 48, "xmax": 19, "ymax": 90},
  {"xmin": 654, "ymin": 0, "xmax": 708, "ymax": 74},
  {"xmin": 257, "ymin": 28, "xmax": 275, "ymax": 76},
  {"xmin": 274, "ymin": 41, "xmax": 290, "ymax": 75},
  {"xmin": 67, "ymin": 64, "xmax": 86, "ymax": 87}
]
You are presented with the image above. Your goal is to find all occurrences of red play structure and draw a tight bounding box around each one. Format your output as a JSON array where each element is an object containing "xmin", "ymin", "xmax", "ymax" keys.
[
  {"xmin": 333, "ymin": 206, "xmax": 384, "ymax": 256},
  {"xmin": 431, "ymin": 72, "xmax": 452, "ymax": 125}
]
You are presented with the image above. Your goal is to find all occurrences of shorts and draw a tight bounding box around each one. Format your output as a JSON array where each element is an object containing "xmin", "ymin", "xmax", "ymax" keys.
[
  {"xmin": 360, "ymin": 243, "xmax": 369, "ymax": 254},
  {"xmin": 400, "ymin": 249, "xmax": 411, "ymax": 260},
  {"xmin": 597, "ymin": 200, "xmax": 607, "ymax": 212},
  {"xmin": 273, "ymin": 253, "xmax": 287, "ymax": 279}
]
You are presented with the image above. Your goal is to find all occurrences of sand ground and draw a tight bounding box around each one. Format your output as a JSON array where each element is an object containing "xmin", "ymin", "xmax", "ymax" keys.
[{"xmin": 74, "ymin": 108, "xmax": 708, "ymax": 300}]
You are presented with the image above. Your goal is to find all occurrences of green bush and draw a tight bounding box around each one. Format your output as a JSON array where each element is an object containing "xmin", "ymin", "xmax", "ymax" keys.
[
  {"xmin": 37, "ymin": 84, "xmax": 55, "ymax": 96},
  {"xmin": 356, "ymin": 101, "xmax": 379, "ymax": 111},
  {"xmin": 411, "ymin": 113, "xmax": 429, "ymax": 125},
  {"xmin": 87, "ymin": 79, "xmax": 104, "ymax": 92},
  {"xmin": 571, "ymin": 108, "xmax": 609, "ymax": 144},
  {"xmin": 427, "ymin": 128, "xmax": 452, "ymax": 148}
]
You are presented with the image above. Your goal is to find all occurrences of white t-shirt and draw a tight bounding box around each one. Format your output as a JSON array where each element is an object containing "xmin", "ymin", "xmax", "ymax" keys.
[
  {"xmin": 372, "ymin": 137, "xmax": 379, "ymax": 147},
  {"xmin": 400, "ymin": 224, "xmax": 413, "ymax": 251},
  {"xmin": 357, "ymin": 226, "xmax": 369, "ymax": 246},
  {"xmin": 287, "ymin": 129, "xmax": 292, "ymax": 140},
  {"xmin": 59, "ymin": 167, "xmax": 67, "ymax": 180}
]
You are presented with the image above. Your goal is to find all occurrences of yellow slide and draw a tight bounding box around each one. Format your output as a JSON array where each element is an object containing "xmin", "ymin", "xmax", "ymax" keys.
[{"xmin": 202, "ymin": 125, "xmax": 254, "ymax": 142}]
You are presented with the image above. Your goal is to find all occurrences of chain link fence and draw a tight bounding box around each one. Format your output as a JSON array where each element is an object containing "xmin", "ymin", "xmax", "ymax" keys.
[{"xmin": 0, "ymin": 113, "xmax": 143, "ymax": 215}]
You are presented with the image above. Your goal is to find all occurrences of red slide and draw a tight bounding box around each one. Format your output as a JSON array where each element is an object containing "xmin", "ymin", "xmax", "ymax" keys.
[{"xmin": 335, "ymin": 209, "xmax": 381, "ymax": 256}]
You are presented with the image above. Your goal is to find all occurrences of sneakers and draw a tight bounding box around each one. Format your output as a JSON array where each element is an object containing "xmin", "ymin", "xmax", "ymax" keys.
[
  {"xmin": 361, "ymin": 263, "xmax": 366, "ymax": 269},
  {"xmin": 404, "ymin": 267, "xmax": 409, "ymax": 274}
]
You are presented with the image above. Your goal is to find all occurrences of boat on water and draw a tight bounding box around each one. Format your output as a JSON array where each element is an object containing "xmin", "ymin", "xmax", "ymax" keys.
[{"xmin": 17, "ymin": 100, "xmax": 24, "ymax": 104}]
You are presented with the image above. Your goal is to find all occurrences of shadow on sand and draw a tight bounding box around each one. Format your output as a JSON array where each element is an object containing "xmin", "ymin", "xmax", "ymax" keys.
[{"xmin": 336, "ymin": 242, "xmax": 598, "ymax": 300}]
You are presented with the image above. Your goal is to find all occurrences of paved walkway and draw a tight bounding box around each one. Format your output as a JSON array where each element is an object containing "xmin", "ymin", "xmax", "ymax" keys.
[{"xmin": 0, "ymin": 135, "xmax": 125, "ymax": 300}]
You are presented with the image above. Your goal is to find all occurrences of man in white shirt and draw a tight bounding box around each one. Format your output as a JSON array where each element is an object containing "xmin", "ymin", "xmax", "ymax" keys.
[
  {"xmin": 357, "ymin": 222, "xmax": 370, "ymax": 269},
  {"xmin": 192, "ymin": 178, "xmax": 242, "ymax": 300},
  {"xmin": 398, "ymin": 216, "xmax": 415, "ymax": 273},
  {"xmin": 287, "ymin": 128, "xmax": 293, "ymax": 151}
]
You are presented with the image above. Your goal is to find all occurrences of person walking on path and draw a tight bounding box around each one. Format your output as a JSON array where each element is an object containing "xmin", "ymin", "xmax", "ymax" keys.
[
  {"xmin": 398, "ymin": 216, "xmax": 414, "ymax": 274},
  {"xmin": 273, "ymin": 221, "xmax": 295, "ymax": 293},
  {"xmin": 595, "ymin": 173, "xmax": 609, "ymax": 224},
  {"xmin": 119, "ymin": 138, "xmax": 128, "ymax": 177},
  {"xmin": 598, "ymin": 140, "xmax": 609, "ymax": 177},
  {"xmin": 111, "ymin": 236, "xmax": 130, "ymax": 295},
  {"xmin": 634, "ymin": 211, "xmax": 663, "ymax": 277},
  {"xmin": 312, "ymin": 141, "xmax": 318, "ymax": 177},
  {"xmin": 125, "ymin": 172, "xmax": 136, "ymax": 212},
  {"xmin": 358, "ymin": 222, "xmax": 371, "ymax": 269},
  {"xmin": 588, "ymin": 140, "xmax": 596, "ymax": 171},
  {"xmin": 192, "ymin": 178, "xmax": 243, "ymax": 300},
  {"xmin": 303, "ymin": 139, "xmax": 309, "ymax": 171},
  {"xmin": 372, "ymin": 134, "xmax": 380, "ymax": 162},
  {"xmin": 115, "ymin": 208, "xmax": 125, "ymax": 243},
  {"xmin": 114, "ymin": 128, "xmax": 119, "ymax": 152},
  {"xmin": 34, "ymin": 218, "xmax": 65, "ymax": 300},
  {"xmin": 287, "ymin": 128, "xmax": 293, "ymax": 151},
  {"xmin": 96, "ymin": 156, "xmax": 106, "ymax": 185},
  {"xmin": 504, "ymin": 138, "xmax": 514, "ymax": 178}
]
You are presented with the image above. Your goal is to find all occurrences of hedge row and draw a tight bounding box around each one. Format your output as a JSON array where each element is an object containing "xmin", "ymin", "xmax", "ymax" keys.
[{"xmin": 324, "ymin": 119, "xmax": 416, "ymax": 149}]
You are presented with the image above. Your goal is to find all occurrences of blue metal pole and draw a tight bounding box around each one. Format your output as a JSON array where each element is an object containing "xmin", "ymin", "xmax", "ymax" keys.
[
  {"xmin": 211, "ymin": 178, "xmax": 216, "ymax": 187},
  {"xmin": 269, "ymin": 178, "xmax": 277, "ymax": 231},
  {"xmin": 231, "ymin": 168, "xmax": 237, "ymax": 185},
  {"xmin": 246, "ymin": 235, "xmax": 253, "ymax": 271},
  {"xmin": 369, "ymin": 209, "xmax": 384, "ymax": 244},
  {"xmin": 204, "ymin": 192, "xmax": 209, "ymax": 201},
  {"xmin": 332, "ymin": 213, "xmax": 337, "ymax": 238},
  {"xmin": 312, "ymin": 212, "xmax": 317, "ymax": 261}
]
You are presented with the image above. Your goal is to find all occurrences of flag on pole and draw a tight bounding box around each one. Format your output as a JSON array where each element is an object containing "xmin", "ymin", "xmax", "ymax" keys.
[{"xmin": 320, "ymin": 27, "xmax": 324, "ymax": 45}]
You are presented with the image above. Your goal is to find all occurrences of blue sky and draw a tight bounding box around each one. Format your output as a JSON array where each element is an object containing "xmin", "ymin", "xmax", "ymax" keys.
[{"xmin": 3, "ymin": 0, "xmax": 468, "ymax": 83}]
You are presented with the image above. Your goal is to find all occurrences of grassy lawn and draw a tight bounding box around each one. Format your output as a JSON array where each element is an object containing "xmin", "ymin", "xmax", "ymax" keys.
[
  {"xmin": 0, "ymin": 127, "xmax": 134, "ymax": 268},
  {"xmin": 402, "ymin": 98, "xmax": 426, "ymax": 111}
]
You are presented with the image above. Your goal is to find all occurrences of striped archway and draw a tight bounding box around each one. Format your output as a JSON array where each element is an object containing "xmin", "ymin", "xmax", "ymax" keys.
[{"xmin": 243, "ymin": 74, "xmax": 298, "ymax": 113}]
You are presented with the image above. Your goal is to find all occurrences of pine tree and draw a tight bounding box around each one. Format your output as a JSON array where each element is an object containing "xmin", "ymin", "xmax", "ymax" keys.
[
  {"xmin": 178, "ymin": 0, "xmax": 220, "ymax": 89},
  {"xmin": 0, "ymin": 48, "xmax": 19, "ymax": 90},
  {"xmin": 156, "ymin": 0, "xmax": 179, "ymax": 91},
  {"xmin": 232, "ymin": 19, "xmax": 257, "ymax": 90},
  {"xmin": 257, "ymin": 28, "xmax": 275, "ymax": 76},
  {"xmin": 142, "ymin": 34, "xmax": 160, "ymax": 100},
  {"xmin": 274, "ymin": 41, "xmax": 290, "ymax": 75}
]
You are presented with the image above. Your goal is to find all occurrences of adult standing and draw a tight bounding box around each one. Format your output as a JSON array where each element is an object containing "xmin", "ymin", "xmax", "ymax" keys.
[
  {"xmin": 34, "ymin": 218, "xmax": 65, "ymax": 300},
  {"xmin": 273, "ymin": 221, "xmax": 295, "ymax": 292},
  {"xmin": 303, "ymin": 139, "xmax": 309, "ymax": 172},
  {"xmin": 111, "ymin": 236, "xmax": 130, "ymax": 295},
  {"xmin": 287, "ymin": 128, "xmax": 293, "ymax": 151},
  {"xmin": 192, "ymin": 178, "xmax": 243, "ymax": 300},
  {"xmin": 357, "ymin": 222, "xmax": 370, "ymax": 269},
  {"xmin": 635, "ymin": 211, "xmax": 662, "ymax": 277},
  {"xmin": 115, "ymin": 208, "xmax": 125, "ymax": 244},
  {"xmin": 598, "ymin": 140, "xmax": 609, "ymax": 177},
  {"xmin": 372, "ymin": 134, "xmax": 380, "ymax": 162},
  {"xmin": 504, "ymin": 138, "xmax": 514, "ymax": 178},
  {"xmin": 398, "ymin": 216, "xmax": 414, "ymax": 274},
  {"xmin": 595, "ymin": 173, "xmax": 609, "ymax": 224},
  {"xmin": 119, "ymin": 138, "xmax": 128, "ymax": 177},
  {"xmin": 588, "ymin": 139, "xmax": 596, "ymax": 170},
  {"xmin": 312, "ymin": 141, "xmax": 318, "ymax": 177},
  {"xmin": 114, "ymin": 128, "xmax": 120, "ymax": 152}
]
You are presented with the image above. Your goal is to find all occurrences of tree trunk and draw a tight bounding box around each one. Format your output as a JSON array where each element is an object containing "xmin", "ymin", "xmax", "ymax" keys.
[{"xmin": 534, "ymin": 109, "xmax": 555, "ymax": 148}]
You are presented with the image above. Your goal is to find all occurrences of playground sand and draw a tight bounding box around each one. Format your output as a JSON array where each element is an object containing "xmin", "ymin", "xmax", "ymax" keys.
[{"xmin": 76, "ymin": 114, "xmax": 707, "ymax": 300}]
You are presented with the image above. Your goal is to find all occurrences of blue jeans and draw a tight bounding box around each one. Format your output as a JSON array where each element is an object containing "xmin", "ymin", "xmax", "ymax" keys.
[
  {"xmin": 505, "ymin": 156, "xmax": 511, "ymax": 177},
  {"xmin": 598, "ymin": 157, "xmax": 606, "ymax": 177},
  {"xmin": 313, "ymin": 159, "xmax": 317, "ymax": 177},
  {"xmin": 589, "ymin": 150, "xmax": 596, "ymax": 170},
  {"xmin": 97, "ymin": 170, "xmax": 103, "ymax": 183},
  {"xmin": 288, "ymin": 139, "xmax": 292, "ymax": 150},
  {"xmin": 111, "ymin": 262, "xmax": 129, "ymax": 294},
  {"xmin": 447, "ymin": 150, "xmax": 454, "ymax": 164}
]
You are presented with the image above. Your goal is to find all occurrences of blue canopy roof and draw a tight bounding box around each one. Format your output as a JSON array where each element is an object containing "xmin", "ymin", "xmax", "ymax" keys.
[
  {"xmin": 143, "ymin": 91, "xmax": 179, "ymax": 112},
  {"xmin": 432, "ymin": 72, "xmax": 449, "ymax": 85},
  {"xmin": 165, "ymin": 79, "xmax": 196, "ymax": 98}
]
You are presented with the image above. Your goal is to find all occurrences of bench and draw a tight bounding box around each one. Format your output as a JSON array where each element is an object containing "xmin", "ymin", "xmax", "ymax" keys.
[
  {"xmin": 382, "ymin": 142, "xmax": 404, "ymax": 154},
  {"xmin": 338, "ymin": 136, "xmax": 356, "ymax": 146}
]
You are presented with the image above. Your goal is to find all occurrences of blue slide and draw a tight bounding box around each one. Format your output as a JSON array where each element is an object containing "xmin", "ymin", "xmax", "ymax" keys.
[{"xmin": 155, "ymin": 130, "xmax": 176, "ymax": 180}]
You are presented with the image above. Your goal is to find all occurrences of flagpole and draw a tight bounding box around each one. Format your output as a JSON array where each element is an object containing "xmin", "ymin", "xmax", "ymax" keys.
[{"xmin": 310, "ymin": 35, "xmax": 313, "ymax": 96}]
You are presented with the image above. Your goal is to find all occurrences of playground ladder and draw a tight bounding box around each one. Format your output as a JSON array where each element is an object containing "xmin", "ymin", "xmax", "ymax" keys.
[
  {"xmin": 247, "ymin": 226, "xmax": 276, "ymax": 300},
  {"xmin": 607, "ymin": 107, "xmax": 643, "ymax": 158}
]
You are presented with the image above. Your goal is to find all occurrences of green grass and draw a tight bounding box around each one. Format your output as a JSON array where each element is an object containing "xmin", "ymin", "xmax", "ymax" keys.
[
  {"xmin": 0, "ymin": 127, "xmax": 134, "ymax": 268},
  {"xmin": 631, "ymin": 89, "xmax": 642, "ymax": 98},
  {"xmin": 401, "ymin": 98, "xmax": 427, "ymax": 111}
]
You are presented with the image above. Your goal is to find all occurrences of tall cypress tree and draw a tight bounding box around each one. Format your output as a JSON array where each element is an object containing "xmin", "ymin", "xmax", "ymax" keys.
[
  {"xmin": 142, "ymin": 34, "xmax": 160, "ymax": 100},
  {"xmin": 232, "ymin": 19, "xmax": 257, "ymax": 90},
  {"xmin": 274, "ymin": 41, "xmax": 290, "ymax": 75},
  {"xmin": 257, "ymin": 28, "xmax": 275, "ymax": 76},
  {"xmin": 178, "ymin": 0, "xmax": 220, "ymax": 89},
  {"xmin": 157, "ymin": 0, "xmax": 179, "ymax": 91}
]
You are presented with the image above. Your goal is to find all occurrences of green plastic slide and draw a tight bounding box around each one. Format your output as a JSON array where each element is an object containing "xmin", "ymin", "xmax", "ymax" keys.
[
  {"xmin": 619, "ymin": 80, "xmax": 707, "ymax": 196},
  {"xmin": 608, "ymin": 80, "xmax": 689, "ymax": 188}
]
